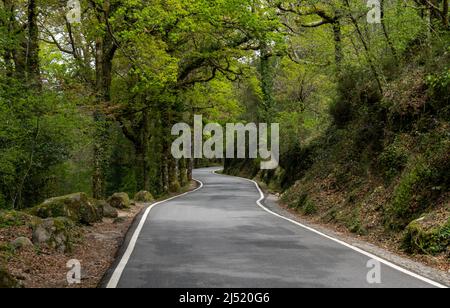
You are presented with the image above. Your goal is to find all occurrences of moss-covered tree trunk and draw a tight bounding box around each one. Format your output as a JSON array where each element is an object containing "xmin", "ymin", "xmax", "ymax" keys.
[
  {"xmin": 160, "ymin": 104, "xmax": 170, "ymax": 194},
  {"xmin": 259, "ymin": 41, "xmax": 276, "ymax": 123},
  {"xmin": 332, "ymin": 19, "xmax": 343, "ymax": 73},
  {"xmin": 142, "ymin": 109, "xmax": 151, "ymax": 191},
  {"xmin": 92, "ymin": 8, "xmax": 117, "ymax": 199},
  {"xmin": 27, "ymin": 0, "xmax": 41, "ymax": 89}
]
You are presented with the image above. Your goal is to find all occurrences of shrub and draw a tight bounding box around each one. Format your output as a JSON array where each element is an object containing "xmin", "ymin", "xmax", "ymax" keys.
[{"xmin": 378, "ymin": 140, "xmax": 408, "ymax": 183}]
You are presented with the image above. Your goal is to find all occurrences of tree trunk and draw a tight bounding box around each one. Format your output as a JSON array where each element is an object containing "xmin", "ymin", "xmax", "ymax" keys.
[
  {"xmin": 92, "ymin": 4, "xmax": 117, "ymax": 199},
  {"xmin": 332, "ymin": 19, "xmax": 343, "ymax": 73},
  {"xmin": 168, "ymin": 157, "xmax": 180, "ymax": 192},
  {"xmin": 27, "ymin": 0, "xmax": 41, "ymax": 89},
  {"xmin": 179, "ymin": 158, "xmax": 188, "ymax": 187},
  {"xmin": 142, "ymin": 109, "xmax": 151, "ymax": 191},
  {"xmin": 443, "ymin": 0, "xmax": 449, "ymax": 28},
  {"xmin": 259, "ymin": 41, "xmax": 275, "ymax": 123},
  {"xmin": 160, "ymin": 105, "xmax": 170, "ymax": 194},
  {"xmin": 187, "ymin": 158, "xmax": 193, "ymax": 181}
]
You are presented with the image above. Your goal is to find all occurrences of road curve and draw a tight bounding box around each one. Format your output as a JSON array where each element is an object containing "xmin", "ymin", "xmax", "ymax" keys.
[{"xmin": 107, "ymin": 168, "xmax": 442, "ymax": 288}]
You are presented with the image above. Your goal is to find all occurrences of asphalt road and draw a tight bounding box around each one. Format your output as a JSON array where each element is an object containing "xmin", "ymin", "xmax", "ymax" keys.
[{"xmin": 108, "ymin": 168, "xmax": 442, "ymax": 288}]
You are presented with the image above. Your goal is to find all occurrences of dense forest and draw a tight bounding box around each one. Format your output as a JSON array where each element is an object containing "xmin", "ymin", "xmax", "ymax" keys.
[{"xmin": 0, "ymin": 0, "xmax": 449, "ymax": 260}]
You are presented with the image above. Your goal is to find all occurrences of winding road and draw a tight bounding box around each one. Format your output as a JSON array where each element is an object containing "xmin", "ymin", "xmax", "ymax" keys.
[{"xmin": 105, "ymin": 168, "xmax": 445, "ymax": 288}]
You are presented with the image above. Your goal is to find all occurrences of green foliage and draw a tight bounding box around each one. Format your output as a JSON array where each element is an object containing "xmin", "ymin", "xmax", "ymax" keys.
[
  {"xmin": 378, "ymin": 138, "xmax": 409, "ymax": 183},
  {"xmin": 403, "ymin": 216, "xmax": 450, "ymax": 255},
  {"xmin": 0, "ymin": 210, "xmax": 32, "ymax": 229},
  {"xmin": 290, "ymin": 193, "xmax": 317, "ymax": 215}
]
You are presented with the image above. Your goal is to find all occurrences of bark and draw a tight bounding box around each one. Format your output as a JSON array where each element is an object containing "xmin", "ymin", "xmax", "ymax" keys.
[
  {"xmin": 443, "ymin": 0, "xmax": 449, "ymax": 28},
  {"xmin": 168, "ymin": 157, "xmax": 179, "ymax": 192},
  {"xmin": 259, "ymin": 41, "xmax": 275, "ymax": 123},
  {"xmin": 160, "ymin": 105, "xmax": 170, "ymax": 194},
  {"xmin": 187, "ymin": 158, "xmax": 193, "ymax": 181},
  {"xmin": 179, "ymin": 158, "xmax": 188, "ymax": 187},
  {"xmin": 27, "ymin": 0, "xmax": 41, "ymax": 89},
  {"xmin": 332, "ymin": 19, "xmax": 343, "ymax": 73},
  {"xmin": 142, "ymin": 109, "xmax": 151, "ymax": 191},
  {"xmin": 92, "ymin": 20, "xmax": 117, "ymax": 199}
]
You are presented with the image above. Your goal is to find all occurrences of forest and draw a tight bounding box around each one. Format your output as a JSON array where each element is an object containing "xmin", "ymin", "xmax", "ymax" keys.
[{"xmin": 0, "ymin": 0, "xmax": 449, "ymax": 277}]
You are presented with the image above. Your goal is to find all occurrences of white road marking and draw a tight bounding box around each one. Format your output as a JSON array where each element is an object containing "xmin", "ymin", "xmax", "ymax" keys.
[
  {"xmin": 106, "ymin": 179, "xmax": 204, "ymax": 288},
  {"xmin": 217, "ymin": 171, "xmax": 447, "ymax": 289}
]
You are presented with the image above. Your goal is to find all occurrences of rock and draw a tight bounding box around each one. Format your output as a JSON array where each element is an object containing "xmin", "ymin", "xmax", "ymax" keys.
[
  {"xmin": 31, "ymin": 217, "xmax": 77, "ymax": 253},
  {"xmin": 108, "ymin": 193, "xmax": 130, "ymax": 209},
  {"xmin": 403, "ymin": 213, "xmax": 450, "ymax": 255},
  {"xmin": 0, "ymin": 267, "xmax": 22, "ymax": 288},
  {"xmin": 134, "ymin": 191, "xmax": 154, "ymax": 203},
  {"xmin": 11, "ymin": 237, "xmax": 34, "ymax": 250},
  {"xmin": 30, "ymin": 193, "xmax": 101, "ymax": 225},
  {"xmin": 95, "ymin": 200, "xmax": 118, "ymax": 219},
  {"xmin": 113, "ymin": 217, "xmax": 126, "ymax": 224}
]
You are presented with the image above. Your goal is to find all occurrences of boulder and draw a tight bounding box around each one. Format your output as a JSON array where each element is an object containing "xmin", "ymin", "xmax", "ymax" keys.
[
  {"xmin": 403, "ymin": 213, "xmax": 450, "ymax": 255},
  {"xmin": 31, "ymin": 217, "xmax": 77, "ymax": 253},
  {"xmin": 11, "ymin": 237, "xmax": 34, "ymax": 250},
  {"xmin": 108, "ymin": 193, "xmax": 130, "ymax": 209},
  {"xmin": 31, "ymin": 193, "xmax": 101, "ymax": 225},
  {"xmin": 0, "ymin": 267, "xmax": 22, "ymax": 288},
  {"xmin": 94, "ymin": 200, "xmax": 118, "ymax": 219},
  {"xmin": 134, "ymin": 191, "xmax": 154, "ymax": 203}
]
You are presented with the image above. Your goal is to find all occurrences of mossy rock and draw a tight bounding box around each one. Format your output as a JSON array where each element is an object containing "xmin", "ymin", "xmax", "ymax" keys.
[
  {"xmin": 0, "ymin": 267, "xmax": 22, "ymax": 288},
  {"xmin": 134, "ymin": 191, "xmax": 154, "ymax": 203},
  {"xmin": 11, "ymin": 237, "xmax": 34, "ymax": 251},
  {"xmin": 31, "ymin": 217, "xmax": 77, "ymax": 253},
  {"xmin": 403, "ymin": 213, "xmax": 450, "ymax": 255},
  {"xmin": 0, "ymin": 210, "xmax": 32, "ymax": 229},
  {"xmin": 30, "ymin": 193, "xmax": 101, "ymax": 225},
  {"xmin": 108, "ymin": 193, "xmax": 130, "ymax": 209},
  {"xmin": 93, "ymin": 200, "xmax": 118, "ymax": 219}
]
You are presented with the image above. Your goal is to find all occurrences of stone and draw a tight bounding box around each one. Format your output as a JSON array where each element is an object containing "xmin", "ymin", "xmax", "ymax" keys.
[
  {"xmin": 96, "ymin": 200, "xmax": 118, "ymax": 219},
  {"xmin": 11, "ymin": 237, "xmax": 34, "ymax": 250},
  {"xmin": 134, "ymin": 191, "xmax": 154, "ymax": 203},
  {"xmin": 108, "ymin": 193, "xmax": 130, "ymax": 209},
  {"xmin": 30, "ymin": 193, "xmax": 101, "ymax": 225},
  {"xmin": 31, "ymin": 217, "xmax": 77, "ymax": 253}
]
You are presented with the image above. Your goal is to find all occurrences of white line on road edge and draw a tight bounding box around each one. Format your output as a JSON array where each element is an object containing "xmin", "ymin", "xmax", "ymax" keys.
[
  {"xmin": 215, "ymin": 170, "xmax": 448, "ymax": 289},
  {"xmin": 106, "ymin": 179, "xmax": 204, "ymax": 288}
]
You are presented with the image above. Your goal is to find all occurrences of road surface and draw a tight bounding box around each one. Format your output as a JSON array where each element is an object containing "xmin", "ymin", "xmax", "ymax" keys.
[{"xmin": 106, "ymin": 168, "xmax": 444, "ymax": 288}]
